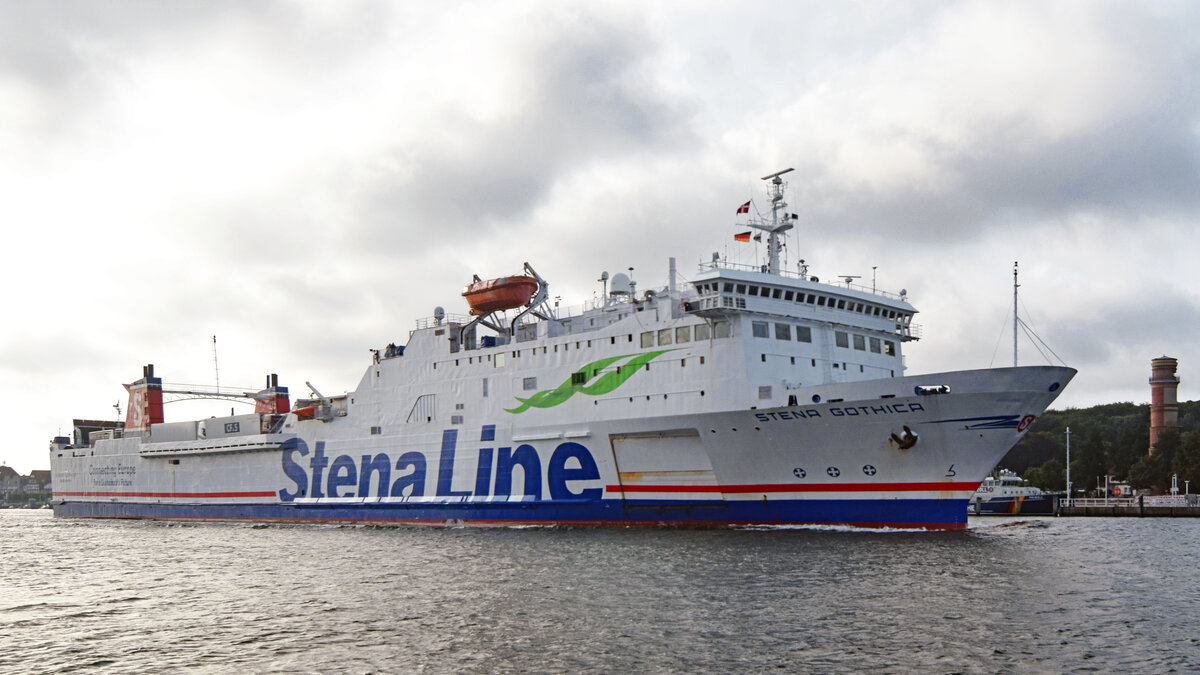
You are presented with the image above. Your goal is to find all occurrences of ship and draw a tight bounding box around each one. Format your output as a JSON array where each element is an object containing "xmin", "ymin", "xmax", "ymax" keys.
[
  {"xmin": 49, "ymin": 169, "xmax": 1074, "ymax": 530},
  {"xmin": 969, "ymin": 468, "xmax": 1064, "ymax": 515}
]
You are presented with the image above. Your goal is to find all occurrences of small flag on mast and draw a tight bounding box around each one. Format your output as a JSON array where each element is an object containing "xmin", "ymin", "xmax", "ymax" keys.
[
  {"xmin": 736, "ymin": 200, "xmax": 751, "ymax": 214},
  {"xmin": 734, "ymin": 231, "xmax": 751, "ymax": 242}
]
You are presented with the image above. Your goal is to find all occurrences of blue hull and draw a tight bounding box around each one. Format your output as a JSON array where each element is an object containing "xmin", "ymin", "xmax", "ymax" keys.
[
  {"xmin": 54, "ymin": 497, "xmax": 971, "ymax": 530},
  {"xmin": 974, "ymin": 494, "xmax": 1061, "ymax": 516}
]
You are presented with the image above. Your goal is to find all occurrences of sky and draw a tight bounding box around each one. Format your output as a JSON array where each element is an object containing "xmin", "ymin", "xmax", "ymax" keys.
[{"xmin": 2, "ymin": 0, "xmax": 1199, "ymax": 473}]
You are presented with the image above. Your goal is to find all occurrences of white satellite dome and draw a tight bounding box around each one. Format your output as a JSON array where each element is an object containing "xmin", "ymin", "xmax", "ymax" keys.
[{"xmin": 609, "ymin": 272, "xmax": 632, "ymax": 296}]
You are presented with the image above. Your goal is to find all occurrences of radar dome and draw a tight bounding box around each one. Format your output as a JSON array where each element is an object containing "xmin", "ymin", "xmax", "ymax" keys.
[{"xmin": 609, "ymin": 272, "xmax": 632, "ymax": 296}]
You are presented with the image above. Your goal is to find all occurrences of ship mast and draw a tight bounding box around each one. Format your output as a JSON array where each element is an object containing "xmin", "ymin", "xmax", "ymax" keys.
[
  {"xmin": 747, "ymin": 168, "xmax": 797, "ymax": 275},
  {"xmin": 1013, "ymin": 262, "xmax": 1019, "ymax": 367}
]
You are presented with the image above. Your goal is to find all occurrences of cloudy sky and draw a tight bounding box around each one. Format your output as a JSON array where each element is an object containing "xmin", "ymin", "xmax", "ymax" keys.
[{"xmin": 2, "ymin": 0, "xmax": 1198, "ymax": 473}]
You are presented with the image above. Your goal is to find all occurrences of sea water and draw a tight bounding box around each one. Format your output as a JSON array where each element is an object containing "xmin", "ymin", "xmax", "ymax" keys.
[{"xmin": 1, "ymin": 510, "xmax": 1197, "ymax": 673}]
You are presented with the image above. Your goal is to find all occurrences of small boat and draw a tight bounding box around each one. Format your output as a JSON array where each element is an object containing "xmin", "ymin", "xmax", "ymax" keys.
[
  {"xmin": 462, "ymin": 275, "xmax": 539, "ymax": 315},
  {"xmin": 970, "ymin": 469, "xmax": 1064, "ymax": 515}
]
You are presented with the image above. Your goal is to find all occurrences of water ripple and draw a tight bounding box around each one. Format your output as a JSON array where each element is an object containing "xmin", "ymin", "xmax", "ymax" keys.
[{"xmin": 2, "ymin": 510, "xmax": 1199, "ymax": 672}]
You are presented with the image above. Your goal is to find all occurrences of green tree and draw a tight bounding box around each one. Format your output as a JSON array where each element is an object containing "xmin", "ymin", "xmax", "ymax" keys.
[
  {"xmin": 1130, "ymin": 429, "xmax": 1179, "ymax": 493},
  {"xmin": 1110, "ymin": 424, "xmax": 1149, "ymax": 481},
  {"xmin": 1004, "ymin": 430, "xmax": 1062, "ymax": 474},
  {"xmin": 1170, "ymin": 430, "xmax": 1200, "ymax": 492},
  {"xmin": 1023, "ymin": 457, "xmax": 1065, "ymax": 491},
  {"xmin": 1070, "ymin": 428, "xmax": 1109, "ymax": 496}
]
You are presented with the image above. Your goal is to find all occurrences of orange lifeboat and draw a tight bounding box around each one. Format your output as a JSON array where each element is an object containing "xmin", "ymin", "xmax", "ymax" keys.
[{"xmin": 462, "ymin": 275, "xmax": 539, "ymax": 316}]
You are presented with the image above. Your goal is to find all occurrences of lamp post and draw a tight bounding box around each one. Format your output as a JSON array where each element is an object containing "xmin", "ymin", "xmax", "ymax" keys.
[{"xmin": 1065, "ymin": 427, "xmax": 1072, "ymax": 507}]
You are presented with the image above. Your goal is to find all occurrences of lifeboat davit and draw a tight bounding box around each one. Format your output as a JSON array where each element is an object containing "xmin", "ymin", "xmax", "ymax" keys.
[{"xmin": 462, "ymin": 275, "xmax": 539, "ymax": 316}]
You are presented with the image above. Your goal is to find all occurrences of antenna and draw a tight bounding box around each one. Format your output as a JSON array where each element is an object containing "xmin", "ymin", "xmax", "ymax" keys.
[
  {"xmin": 760, "ymin": 168, "xmax": 795, "ymax": 181},
  {"xmin": 114, "ymin": 400, "xmax": 122, "ymax": 421},
  {"xmin": 212, "ymin": 335, "xmax": 220, "ymax": 393},
  {"xmin": 839, "ymin": 275, "xmax": 862, "ymax": 287}
]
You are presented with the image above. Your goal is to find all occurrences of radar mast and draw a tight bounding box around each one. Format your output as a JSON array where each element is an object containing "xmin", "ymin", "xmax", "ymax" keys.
[{"xmin": 745, "ymin": 168, "xmax": 796, "ymax": 275}]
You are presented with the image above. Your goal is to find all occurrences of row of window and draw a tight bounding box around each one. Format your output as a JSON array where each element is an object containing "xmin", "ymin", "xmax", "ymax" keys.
[
  {"xmin": 834, "ymin": 330, "xmax": 896, "ymax": 356},
  {"xmin": 696, "ymin": 281, "xmax": 905, "ymax": 321},
  {"xmin": 640, "ymin": 321, "xmax": 730, "ymax": 348},
  {"xmin": 522, "ymin": 354, "xmax": 709, "ymax": 392},
  {"xmin": 750, "ymin": 321, "xmax": 813, "ymax": 343},
  {"xmin": 431, "ymin": 320, "xmax": 733, "ymax": 371},
  {"xmin": 748, "ymin": 321, "xmax": 898, "ymax": 357}
]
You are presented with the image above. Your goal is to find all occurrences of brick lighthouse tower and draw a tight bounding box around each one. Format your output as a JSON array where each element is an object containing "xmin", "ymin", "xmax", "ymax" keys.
[{"xmin": 1149, "ymin": 356, "xmax": 1180, "ymax": 454}]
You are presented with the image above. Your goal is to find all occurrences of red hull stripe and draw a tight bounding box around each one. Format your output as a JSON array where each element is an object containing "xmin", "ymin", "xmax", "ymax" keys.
[
  {"xmin": 60, "ymin": 514, "xmax": 968, "ymax": 531},
  {"xmin": 57, "ymin": 482, "xmax": 976, "ymax": 499},
  {"xmin": 55, "ymin": 491, "xmax": 276, "ymax": 498},
  {"xmin": 606, "ymin": 481, "xmax": 978, "ymax": 494}
]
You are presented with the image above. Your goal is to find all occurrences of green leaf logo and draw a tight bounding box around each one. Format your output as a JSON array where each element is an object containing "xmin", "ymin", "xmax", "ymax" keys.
[{"xmin": 504, "ymin": 349, "xmax": 677, "ymax": 413}]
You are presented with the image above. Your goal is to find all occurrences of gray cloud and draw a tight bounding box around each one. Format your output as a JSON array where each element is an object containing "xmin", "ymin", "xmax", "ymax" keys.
[
  {"xmin": 5, "ymin": 1, "xmax": 1200, "ymax": 473},
  {"xmin": 344, "ymin": 8, "xmax": 695, "ymax": 248}
]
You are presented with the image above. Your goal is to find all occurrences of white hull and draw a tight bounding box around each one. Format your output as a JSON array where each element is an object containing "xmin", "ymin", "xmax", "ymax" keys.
[{"xmin": 52, "ymin": 366, "xmax": 1072, "ymax": 529}]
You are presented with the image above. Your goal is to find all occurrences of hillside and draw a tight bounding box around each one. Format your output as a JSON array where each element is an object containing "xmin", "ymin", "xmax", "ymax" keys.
[{"xmin": 998, "ymin": 400, "xmax": 1200, "ymax": 496}]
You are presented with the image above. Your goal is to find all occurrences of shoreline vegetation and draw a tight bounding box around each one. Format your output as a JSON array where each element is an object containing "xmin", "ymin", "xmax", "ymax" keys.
[{"xmin": 1002, "ymin": 400, "xmax": 1200, "ymax": 497}]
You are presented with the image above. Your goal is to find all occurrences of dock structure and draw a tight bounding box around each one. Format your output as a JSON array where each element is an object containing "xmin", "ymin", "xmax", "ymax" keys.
[{"xmin": 1057, "ymin": 496, "xmax": 1200, "ymax": 518}]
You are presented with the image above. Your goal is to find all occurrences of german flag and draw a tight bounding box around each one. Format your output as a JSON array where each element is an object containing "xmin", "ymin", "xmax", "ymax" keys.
[{"xmin": 734, "ymin": 231, "xmax": 751, "ymax": 242}]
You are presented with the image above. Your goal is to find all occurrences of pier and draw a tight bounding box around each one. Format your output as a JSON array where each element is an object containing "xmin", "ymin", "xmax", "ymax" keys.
[{"xmin": 1057, "ymin": 496, "xmax": 1200, "ymax": 518}]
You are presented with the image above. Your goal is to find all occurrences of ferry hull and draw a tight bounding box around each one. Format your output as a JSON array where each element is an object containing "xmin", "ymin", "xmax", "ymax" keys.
[
  {"xmin": 51, "ymin": 365, "xmax": 1073, "ymax": 531},
  {"xmin": 972, "ymin": 494, "xmax": 1061, "ymax": 516},
  {"xmin": 52, "ymin": 497, "xmax": 971, "ymax": 530}
]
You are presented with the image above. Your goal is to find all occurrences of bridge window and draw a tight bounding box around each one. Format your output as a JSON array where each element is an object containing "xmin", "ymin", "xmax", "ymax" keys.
[
  {"xmin": 694, "ymin": 323, "xmax": 711, "ymax": 341},
  {"xmin": 715, "ymin": 320, "xmax": 732, "ymax": 338},
  {"xmin": 796, "ymin": 326, "xmax": 812, "ymax": 343},
  {"xmin": 748, "ymin": 286, "xmax": 759, "ymax": 296},
  {"xmin": 884, "ymin": 340, "xmax": 896, "ymax": 356},
  {"xmin": 641, "ymin": 331, "xmax": 654, "ymax": 348},
  {"xmin": 853, "ymin": 335, "xmax": 866, "ymax": 351},
  {"xmin": 870, "ymin": 337, "xmax": 881, "ymax": 353},
  {"xmin": 752, "ymin": 321, "xmax": 769, "ymax": 338},
  {"xmin": 774, "ymin": 323, "xmax": 791, "ymax": 340},
  {"xmin": 835, "ymin": 331, "xmax": 849, "ymax": 348},
  {"xmin": 675, "ymin": 326, "xmax": 690, "ymax": 343},
  {"xmin": 523, "ymin": 377, "xmax": 538, "ymax": 391}
]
